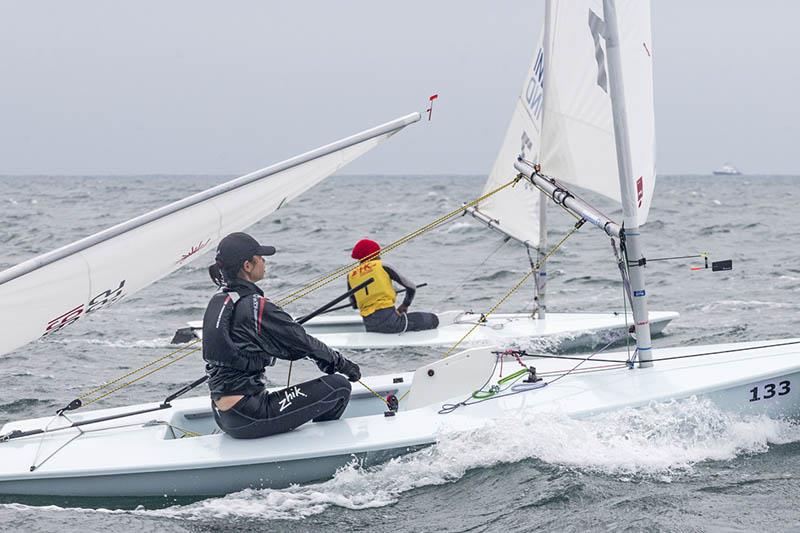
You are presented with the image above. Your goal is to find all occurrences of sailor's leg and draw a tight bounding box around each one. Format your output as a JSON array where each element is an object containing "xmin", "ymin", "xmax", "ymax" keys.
[
  {"xmin": 212, "ymin": 374, "xmax": 351, "ymax": 439},
  {"xmin": 403, "ymin": 311, "xmax": 440, "ymax": 331},
  {"xmin": 362, "ymin": 307, "xmax": 405, "ymax": 333},
  {"xmin": 265, "ymin": 374, "xmax": 353, "ymax": 429}
]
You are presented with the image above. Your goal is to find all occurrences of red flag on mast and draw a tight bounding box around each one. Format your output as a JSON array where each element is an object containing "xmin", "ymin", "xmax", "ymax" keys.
[{"xmin": 426, "ymin": 94, "xmax": 439, "ymax": 121}]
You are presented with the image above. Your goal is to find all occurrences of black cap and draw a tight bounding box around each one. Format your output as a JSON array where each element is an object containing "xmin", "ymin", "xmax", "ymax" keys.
[{"xmin": 215, "ymin": 232, "xmax": 276, "ymax": 271}]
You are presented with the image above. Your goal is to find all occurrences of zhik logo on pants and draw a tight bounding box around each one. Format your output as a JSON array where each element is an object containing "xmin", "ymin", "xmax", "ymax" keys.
[{"xmin": 278, "ymin": 386, "xmax": 307, "ymax": 412}]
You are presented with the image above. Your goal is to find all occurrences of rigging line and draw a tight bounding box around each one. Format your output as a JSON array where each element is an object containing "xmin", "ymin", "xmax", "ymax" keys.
[
  {"xmin": 525, "ymin": 245, "xmax": 543, "ymax": 316},
  {"xmin": 512, "ymin": 339, "xmax": 800, "ymax": 365},
  {"xmin": 27, "ymin": 419, "xmax": 177, "ymax": 470},
  {"xmin": 436, "ymin": 236, "xmax": 510, "ymax": 308},
  {"xmin": 65, "ymin": 338, "xmax": 202, "ymax": 408},
  {"xmin": 29, "ymin": 430, "xmax": 83, "ymax": 473},
  {"xmin": 442, "ymin": 336, "xmax": 624, "ymax": 415},
  {"xmin": 646, "ymin": 254, "xmax": 707, "ymax": 262},
  {"xmin": 538, "ymin": 362, "xmax": 629, "ymax": 376},
  {"xmin": 274, "ymin": 175, "xmax": 524, "ymax": 307},
  {"xmin": 357, "ymin": 380, "xmax": 391, "ymax": 407},
  {"xmin": 541, "ymin": 336, "xmax": 622, "ymax": 387},
  {"xmin": 29, "ymin": 413, "xmax": 63, "ymax": 472},
  {"xmin": 77, "ymin": 347, "xmax": 201, "ymax": 408},
  {"xmin": 610, "ymin": 237, "xmax": 633, "ymax": 362},
  {"xmin": 440, "ymin": 218, "xmax": 586, "ymax": 359}
]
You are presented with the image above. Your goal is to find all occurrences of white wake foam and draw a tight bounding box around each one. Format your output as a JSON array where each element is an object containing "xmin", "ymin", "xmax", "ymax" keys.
[
  {"xmin": 4, "ymin": 397, "xmax": 797, "ymax": 520},
  {"xmin": 147, "ymin": 397, "xmax": 800, "ymax": 521},
  {"xmin": 55, "ymin": 337, "xmax": 177, "ymax": 349}
]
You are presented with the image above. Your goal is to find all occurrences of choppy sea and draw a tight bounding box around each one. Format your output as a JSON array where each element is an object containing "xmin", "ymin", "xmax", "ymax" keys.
[{"xmin": 1, "ymin": 174, "xmax": 799, "ymax": 532}]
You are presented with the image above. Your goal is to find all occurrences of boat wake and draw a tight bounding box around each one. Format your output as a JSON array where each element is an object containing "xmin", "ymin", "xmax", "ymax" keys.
[
  {"xmin": 52, "ymin": 337, "xmax": 179, "ymax": 350},
  {"xmin": 690, "ymin": 299, "xmax": 800, "ymax": 313},
  {"xmin": 147, "ymin": 397, "xmax": 800, "ymax": 521},
  {"xmin": 2, "ymin": 398, "xmax": 797, "ymax": 520}
]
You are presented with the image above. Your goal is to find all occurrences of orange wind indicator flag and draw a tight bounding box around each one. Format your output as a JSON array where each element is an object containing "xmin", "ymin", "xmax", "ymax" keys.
[{"xmin": 426, "ymin": 94, "xmax": 438, "ymax": 121}]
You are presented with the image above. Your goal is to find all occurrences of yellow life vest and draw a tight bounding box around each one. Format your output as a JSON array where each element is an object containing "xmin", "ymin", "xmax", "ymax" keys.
[{"xmin": 348, "ymin": 259, "xmax": 396, "ymax": 317}]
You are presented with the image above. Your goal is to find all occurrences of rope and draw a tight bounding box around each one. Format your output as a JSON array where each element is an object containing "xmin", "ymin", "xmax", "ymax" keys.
[
  {"xmin": 60, "ymin": 175, "xmax": 523, "ymax": 409},
  {"xmin": 274, "ymin": 175, "xmax": 524, "ymax": 307},
  {"xmin": 610, "ymin": 237, "xmax": 634, "ymax": 363},
  {"xmin": 510, "ymin": 339, "xmax": 800, "ymax": 366},
  {"xmin": 357, "ymin": 380, "xmax": 391, "ymax": 407},
  {"xmin": 439, "ymin": 335, "xmax": 623, "ymax": 415},
  {"xmin": 78, "ymin": 346, "xmax": 201, "ymax": 408},
  {"xmin": 436, "ymin": 236, "xmax": 510, "ymax": 307},
  {"xmin": 440, "ymin": 218, "xmax": 585, "ymax": 359},
  {"xmin": 65, "ymin": 340, "xmax": 201, "ymax": 410}
]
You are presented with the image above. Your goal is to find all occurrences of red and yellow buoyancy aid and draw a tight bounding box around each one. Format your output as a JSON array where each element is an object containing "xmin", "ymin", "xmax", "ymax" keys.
[{"xmin": 348, "ymin": 259, "xmax": 396, "ymax": 317}]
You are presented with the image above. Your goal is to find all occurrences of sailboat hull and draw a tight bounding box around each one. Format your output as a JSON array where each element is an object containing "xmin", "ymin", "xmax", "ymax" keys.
[
  {"xmin": 176, "ymin": 310, "xmax": 679, "ymax": 350},
  {"xmin": 1, "ymin": 338, "xmax": 799, "ymax": 498}
]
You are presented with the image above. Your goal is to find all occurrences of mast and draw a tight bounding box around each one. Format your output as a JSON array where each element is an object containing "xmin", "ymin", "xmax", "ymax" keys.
[
  {"xmin": 534, "ymin": 0, "xmax": 554, "ymax": 321},
  {"xmin": 603, "ymin": 0, "xmax": 653, "ymax": 367},
  {"xmin": 534, "ymin": 192, "xmax": 547, "ymax": 318}
]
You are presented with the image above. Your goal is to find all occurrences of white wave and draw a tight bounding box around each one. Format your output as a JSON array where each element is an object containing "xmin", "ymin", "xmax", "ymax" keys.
[
  {"xmin": 439, "ymin": 221, "xmax": 480, "ymax": 234},
  {"xmin": 146, "ymin": 397, "xmax": 800, "ymax": 521},
  {"xmin": 690, "ymin": 299, "xmax": 800, "ymax": 312},
  {"xmin": 55, "ymin": 337, "xmax": 178, "ymax": 349},
  {"xmin": 3, "ymin": 398, "xmax": 797, "ymax": 520}
]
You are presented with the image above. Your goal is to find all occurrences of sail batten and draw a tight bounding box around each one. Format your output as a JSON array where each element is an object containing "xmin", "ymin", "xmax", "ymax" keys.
[{"xmin": 0, "ymin": 112, "xmax": 420, "ymax": 357}]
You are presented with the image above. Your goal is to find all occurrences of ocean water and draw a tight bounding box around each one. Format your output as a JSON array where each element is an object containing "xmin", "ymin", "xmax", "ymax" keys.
[{"xmin": 1, "ymin": 174, "xmax": 799, "ymax": 532}]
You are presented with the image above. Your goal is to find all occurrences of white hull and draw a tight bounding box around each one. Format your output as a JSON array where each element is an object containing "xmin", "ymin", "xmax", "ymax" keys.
[
  {"xmin": 177, "ymin": 310, "xmax": 679, "ymax": 350},
  {"xmin": 2, "ymin": 338, "xmax": 799, "ymax": 497}
]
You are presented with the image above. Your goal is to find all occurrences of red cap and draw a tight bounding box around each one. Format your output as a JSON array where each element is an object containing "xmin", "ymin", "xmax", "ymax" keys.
[{"xmin": 351, "ymin": 239, "xmax": 381, "ymax": 260}]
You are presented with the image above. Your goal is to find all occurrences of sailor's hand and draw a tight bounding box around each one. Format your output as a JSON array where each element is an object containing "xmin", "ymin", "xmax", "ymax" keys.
[
  {"xmin": 397, "ymin": 304, "xmax": 409, "ymax": 315},
  {"xmin": 337, "ymin": 357, "xmax": 361, "ymax": 382},
  {"xmin": 315, "ymin": 357, "xmax": 336, "ymax": 374}
]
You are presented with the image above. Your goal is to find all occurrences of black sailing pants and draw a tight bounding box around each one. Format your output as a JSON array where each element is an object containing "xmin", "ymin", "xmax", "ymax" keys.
[
  {"xmin": 362, "ymin": 307, "xmax": 439, "ymax": 334},
  {"xmin": 212, "ymin": 374, "xmax": 352, "ymax": 439}
]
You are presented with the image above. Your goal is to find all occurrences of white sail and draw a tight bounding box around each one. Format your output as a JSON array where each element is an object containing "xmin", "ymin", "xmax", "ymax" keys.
[
  {"xmin": 0, "ymin": 113, "xmax": 420, "ymax": 357},
  {"xmin": 473, "ymin": 36, "xmax": 546, "ymax": 248},
  {"xmin": 539, "ymin": 0, "xmax": 655, "ymax": 226}
]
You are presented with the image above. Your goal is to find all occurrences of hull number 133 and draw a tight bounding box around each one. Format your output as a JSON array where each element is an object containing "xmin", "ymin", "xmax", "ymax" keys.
[{"xmin": 749, "ymin": 381, "xmax": 790, "ymax": 402}]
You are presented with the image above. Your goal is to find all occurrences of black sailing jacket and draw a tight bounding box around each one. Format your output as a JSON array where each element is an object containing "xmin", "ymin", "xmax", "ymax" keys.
[{"xmin": 202, "ymin": 278, "xmax": 343, "ymax": 398}]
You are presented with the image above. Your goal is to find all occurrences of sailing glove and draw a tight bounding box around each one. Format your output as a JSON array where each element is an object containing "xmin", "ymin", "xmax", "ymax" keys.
[
  {"xmin": 336, "ymin": 357, "xmax": 361, "ymax": 382},
  {"xmin": 314, "ymin": 352, "xmax": 361, "ymax": 381}
]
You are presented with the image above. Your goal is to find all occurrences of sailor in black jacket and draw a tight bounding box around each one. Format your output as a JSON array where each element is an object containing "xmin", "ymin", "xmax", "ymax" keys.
[{"xmin": 203, "ymin": 232, "xmax": 361, "ymax": 439}]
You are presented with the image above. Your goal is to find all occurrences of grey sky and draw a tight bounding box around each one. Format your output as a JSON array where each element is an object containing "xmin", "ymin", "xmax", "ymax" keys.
[{"xmin": 0, "ymin": 1, "xmax": 797, "ymax": 176}]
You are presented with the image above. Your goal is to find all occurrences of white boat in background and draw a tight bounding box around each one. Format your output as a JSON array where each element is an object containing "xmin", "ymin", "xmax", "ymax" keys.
[
  {"xmin": 171, "ymin": 19, "xmax": 678, "ymax": 351},
  {"xmin": 179, "ymin": 310, "xmax": 679, "ymax": 350},
  {"xmin": 1, "ymin": 0, "xmax": 799, "ymax": 499},
  {"xmin": 713, "ymin": 163, "xmax": 742, "ymax": 175}
]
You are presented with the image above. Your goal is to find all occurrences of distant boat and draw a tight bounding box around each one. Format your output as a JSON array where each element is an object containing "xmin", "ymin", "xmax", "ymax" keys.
[{"xmin": 713, "ymin": 163, "xmax": 741, "ymax": 175}]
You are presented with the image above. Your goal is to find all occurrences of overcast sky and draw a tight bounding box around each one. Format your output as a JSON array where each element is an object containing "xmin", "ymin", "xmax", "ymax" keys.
[{"xmin": 0, "ymin": 1, "xmax": 797, "ymax": 176}]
